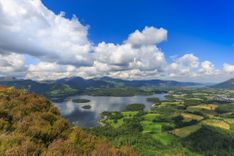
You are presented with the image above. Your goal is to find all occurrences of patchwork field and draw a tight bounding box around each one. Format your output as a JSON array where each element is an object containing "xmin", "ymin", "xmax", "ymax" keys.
[
  {"xmin": 141, "ymin": 121, "xmax": 174, "ymax": 145},
  {"xmin": 172, "ymin": 124, "xmax": 202, "ymax": 137},
  {"xmin": 98, "ymin": 88, "xmax": 234, "ymax": 156},
  {"xmin": 202, "ymin": 119, "xmax": 230, "ymax": 130},
  {"xmin": 158, "ymin": 101, "xmax": 184, "ymax": 107},
  {"xmin": 181, "ymin": 113, "xmax": 204, "ymax": 122},
  {"xmin": 105, "ymin": 118, "xmax": 124, "ymax": 128},
  {"xmin": 143, "ymin": 113, "xmax": 160, "ymax": 121},
  {"xmin": 122, "ymin": 111, "xmax": 138, "ymax": 117},
  {"xmin": 187, "ymin": 104, "xmax": 218, "ymax": 111}
]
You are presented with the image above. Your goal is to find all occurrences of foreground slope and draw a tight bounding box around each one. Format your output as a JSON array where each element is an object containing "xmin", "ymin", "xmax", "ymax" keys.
[{"xmin": 0, "ymin": 86, "xmax": 137, "ymax": 156}]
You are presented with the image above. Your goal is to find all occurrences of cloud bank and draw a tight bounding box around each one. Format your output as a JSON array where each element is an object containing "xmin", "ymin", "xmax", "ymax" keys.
[
  {"xmin": 0, "ymin": 0, "xmax": 92, "ymax": 66},
  {"xmin": 0, "ymin": 0, "xmax": 233, "ymax": 82}
]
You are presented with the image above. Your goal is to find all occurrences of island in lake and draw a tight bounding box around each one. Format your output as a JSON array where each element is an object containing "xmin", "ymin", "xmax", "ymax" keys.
[
  {"xmin": 82, "ymin": 105, "xmax": 92, "ymax": 109},
  {"xmin": 72, "ymin": 98, "xmax": 90, "ymax": 103}
]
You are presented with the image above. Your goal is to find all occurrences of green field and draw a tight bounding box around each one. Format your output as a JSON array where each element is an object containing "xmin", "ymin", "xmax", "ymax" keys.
[
  {"xmin": 143, "ymin": 113, "xmax": 160, "ymax": 121},
  {"xmin": 172, "ymin": 124, "xmax": 202, "ymax": 137},
  {"xmin": 93, "ymin": 88, "xmax": 234, "ymax": 156},
  {"xmin": 202, "ymin": 119, "xmax": 230, "ymax": 130},
  {"xmin": 141, "ymin": 121, "xmax": 174, "ymax": 145},
  {"xmin": 105, "ymin": 118, "xmax": 124, "ymax": 128},
  {"xmin": 181, "ymin": 113, "xmax": 204, "ymax": 122}
]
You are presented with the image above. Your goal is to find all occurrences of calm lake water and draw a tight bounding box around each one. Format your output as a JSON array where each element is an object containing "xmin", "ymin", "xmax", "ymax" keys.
[{"xmin": 53, "ymin": 94, "xmax": 167, "ymax": 128}]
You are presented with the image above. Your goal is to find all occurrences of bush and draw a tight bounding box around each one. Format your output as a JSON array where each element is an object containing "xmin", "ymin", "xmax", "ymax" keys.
[
  {"xmin": 183, "ymin": 125, "xmax": 234, "ymax": 155},
  {"xmin": 123, "ymin": 118, "xmax": 143, "ymax": 132},
  {"xmin": 215, "ymin": 104, "xmax": 234, "ymax": 114},
  {"xmin": 146, "ymin": 97, "xmax": 160, "ymax": 104},
  {"xmin": 126, "ymin": 104, "xmax": 145, "ymax": 111}
]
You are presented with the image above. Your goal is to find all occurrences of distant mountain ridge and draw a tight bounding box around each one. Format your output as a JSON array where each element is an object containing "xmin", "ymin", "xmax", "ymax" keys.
[
  {"xmin": 55, "ymin": 77, "xmax": 112, "ymax": 89},
  {"xmin": 0, "ymin": 76, "xmax": 201, "ymax": 88},
  {"xmin": 211, "ymin": 78, "xmax": 234, "ymax": 89},
  {"xmin": 0, "ymin": 76, "xmax": 17, "ymax": 81},
  {"xmin": 99, "ymin": 76, "xmax": 201, "ymax": 87},
  {"xmin": 0, "ymin": 76, "xmax": 202, "ymax": 99}
]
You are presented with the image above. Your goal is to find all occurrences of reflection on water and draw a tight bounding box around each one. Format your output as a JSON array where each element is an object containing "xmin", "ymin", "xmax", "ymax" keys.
[{"xmin": 53, "ymin": 94, "xmax": 167, "ymax": 128}]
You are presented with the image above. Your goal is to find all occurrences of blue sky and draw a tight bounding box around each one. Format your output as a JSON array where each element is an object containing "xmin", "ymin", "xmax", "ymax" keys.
[
  {"xmin": 0, "ymin": 0, "xmax": 234, "ymax": 82},
  {"xmin": 43, "ymin": 0, "xmax": 234, "ymax": 67}
]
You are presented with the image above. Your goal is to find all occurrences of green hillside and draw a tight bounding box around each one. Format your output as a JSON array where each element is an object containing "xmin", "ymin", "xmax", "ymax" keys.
[{"xmin": 212, "ymin": 78, "xmax": 234, "ymax": 89}]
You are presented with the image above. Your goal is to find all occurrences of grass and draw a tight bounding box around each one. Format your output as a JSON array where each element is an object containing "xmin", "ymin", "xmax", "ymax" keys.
[
  {"xmin": 181, "ymin": 113, "xmax": 204, "ymax": 122},
  {"xmin": 141, "ymin": 121, "xmax": 174, "ymax": 145},
  {"xmin": 104, "ymin": 111, "xmax": 137, "ymax": 128},
  {"xmin": 159, "ymin": 101, "xmax": 184, "ymax": 107},
  {"xmin": 151, "ymin": 133, "xmax": 175, "ymax": 145},
  {"xmin": 202, "ymin": 119, "xmax": 230, "ymax": 130},
  {"xmin": 143, "ymin": 113, "xmax": 160, "ymax": 121},
  {"xmin": 106, "ymin": 111, "xmax": 175, "ymax": 145},
  {"xmin": 187, "ymin": 98, "xmax": 203, "ymax": 101},
  {"xmin": 105, "ymin": 119, "xmax": 124, "ymax": 128},
  {"xmin": 192, "ymin": 92, "xmax": 209, "ymax": 96},
  {"xmin": 105, "ymin": 113, "xmax": 175, "ymax": 145},
  {"xmin": 187, "ymin": 104, "xmax": 218, "ymax": 111},
  {"xmin": 122, "ymin": 111, "xmax": 138, "ymax": 117},
  {"xmin": 223, "ymin": 118, "xmax": 234, "ymax": 130},
  {"xmin": 223, "ymin": 118, "xmax": 234, "ymax": 124},
  {"xmin": 172, "ymin": 124, "xmax": 202, "ymax": 138},
  {"xmin": 141, "ymin": 121, "xmax": 162, "ymax": 133}
]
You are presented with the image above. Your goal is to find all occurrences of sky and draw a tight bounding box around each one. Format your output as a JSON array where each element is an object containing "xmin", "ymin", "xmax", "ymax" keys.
[{"xmin": 0, "ymin": 0, "xmax": 234, "ymax": 82}]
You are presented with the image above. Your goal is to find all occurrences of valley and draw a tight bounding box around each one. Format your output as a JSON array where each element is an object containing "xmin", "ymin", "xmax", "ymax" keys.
[
  {"xmin": 1, "ymin": 78, "xmax": 234, "ymax": 155},
  {"xmin": 53, "ymin": 93, "xmax": 167, "ymax": 127},
  {"xmin": 90, "ymin": 88, "xmax": 234, "ymax": 155},
  {"xmin": 0, "ymin": 0, "xmax": 233, "ymax": 155}
]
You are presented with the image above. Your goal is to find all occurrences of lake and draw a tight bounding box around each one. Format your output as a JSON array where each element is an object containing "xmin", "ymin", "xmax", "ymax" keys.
[{"xmin": 53, "ymin": 93, "xmax": 167, "ymax": 128}]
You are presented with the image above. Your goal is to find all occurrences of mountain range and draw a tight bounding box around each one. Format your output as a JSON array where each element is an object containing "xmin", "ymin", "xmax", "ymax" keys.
[
  {"xmin": 0, "ymin": 76, "xmax": 201, "ymax": 90},
  {"xmin": 0, "ymin": 76, "xmax": 202, "ymax": 99},
  {"xmin": 2, "ymin": 76, "xmax": 234, "ymax": 96}
]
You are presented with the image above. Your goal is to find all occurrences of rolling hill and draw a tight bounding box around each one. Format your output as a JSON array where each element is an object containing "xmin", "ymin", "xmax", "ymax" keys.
[{"xmin": 212, "ymin": 78, "xmax": 234, "ymax": 89}]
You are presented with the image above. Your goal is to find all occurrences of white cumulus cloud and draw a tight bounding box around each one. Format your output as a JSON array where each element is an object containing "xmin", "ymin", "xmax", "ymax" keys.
[
  {"xmin": 0, "ymin": 0, "xmax": 232, "ymax": 82},
  {"xmin": 95, "ymin": 26, "xmax": 167, "ymax": 72},
  {"xmin": 199, "ymin": 61, "xmax": 216, "ymax": 75},
  {"xmin": 26, "ymin": 62, "xmax": 78, "ymax": 80},
  {"xmin": 223, "ymin": 63, "xmax": 234, "ymax": 73},
  {"xmin": 0, "ymin": 0, "xmax": 93, "ymax": 66},
  {"xmin": 125, "ymin": 26, "xmax": 167, "ymax": 46},
  {"xmin": 0, "ymin": 53, "xmax": 26, "ymax": 76}
]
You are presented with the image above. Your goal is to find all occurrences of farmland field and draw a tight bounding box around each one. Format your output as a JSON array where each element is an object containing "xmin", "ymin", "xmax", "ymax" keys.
[{"xmin": 93, "ymin": 88, "xmax": 234, "ymax": 155}]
